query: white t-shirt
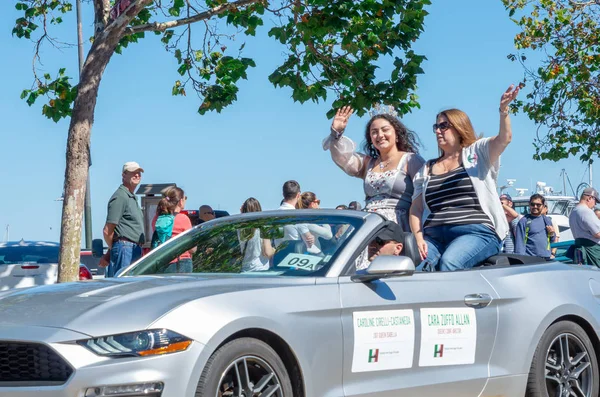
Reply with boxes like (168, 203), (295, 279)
(238, 230), (269, 272)
(306, 224), (332, 251)
(278, 202), (309, 239)
(569, 204), (600, 244)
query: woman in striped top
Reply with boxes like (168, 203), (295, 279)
(409, 85), (520, 271)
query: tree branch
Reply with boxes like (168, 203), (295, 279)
(93, 0), (111, 34)
(125, 0), (262, 35)
(568, 0), (596, 7)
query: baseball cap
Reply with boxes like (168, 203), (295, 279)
(122, 161), (144, 173)
(377, 222), (404, 243)
(583, 187), (600, 203)
(499, 193), (513, 202)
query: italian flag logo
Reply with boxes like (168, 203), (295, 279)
(434, 344), (444, 358)
(368, 348), (379, 363)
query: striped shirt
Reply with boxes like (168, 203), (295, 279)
(502, 217), (521, 253)
(424, 164), (494, 229)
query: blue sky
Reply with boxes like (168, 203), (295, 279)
(0, 0), (594, 243)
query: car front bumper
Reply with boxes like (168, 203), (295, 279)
(0, 326), (205, 397)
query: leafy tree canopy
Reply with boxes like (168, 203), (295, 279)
(14, 0), (431, 120)
(503, 0), (600, 162)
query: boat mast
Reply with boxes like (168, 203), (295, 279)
(590, 162), (593, 188)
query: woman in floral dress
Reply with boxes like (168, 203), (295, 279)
(323, 106), (425, 232)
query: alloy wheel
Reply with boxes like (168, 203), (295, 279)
(545, 332), (594, 397)
(216, 355), (283, 397)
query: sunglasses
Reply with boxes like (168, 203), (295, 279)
(203, 211), (215, 215)
(313, 199), (321, 205)
(585, 194), (599, 204)
(432, 121), (453, 133)
(529, 202), (543, 207)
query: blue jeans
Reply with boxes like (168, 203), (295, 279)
(107, 240), (142, 277)
(164, 258), (193, 273)
(418, 224), (501, 272)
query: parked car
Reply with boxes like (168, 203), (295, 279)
(0, 240), (93, 290)
(0, 211), (599, 396)
(80, 248), (105, 278)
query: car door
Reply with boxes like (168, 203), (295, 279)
(339, 269), (499, 397)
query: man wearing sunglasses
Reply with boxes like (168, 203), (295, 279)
(514, 194), (556, 259)
(199, 205), (216, 224)
(569, 187), (600, 266)
(361, 223), (405, 267)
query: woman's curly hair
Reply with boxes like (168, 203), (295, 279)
(362, 114), (420, 159)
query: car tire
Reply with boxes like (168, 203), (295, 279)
(195, 337), (294, 397)
(526, 320), (599, 397)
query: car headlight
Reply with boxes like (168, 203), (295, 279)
(78, 329), (192, 357)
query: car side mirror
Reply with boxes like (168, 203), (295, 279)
(351, 255), (415, 283)
(92, 239), (104, 258)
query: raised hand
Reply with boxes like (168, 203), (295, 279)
(500, 84), (520, 112)
(332, 106), (354, 132)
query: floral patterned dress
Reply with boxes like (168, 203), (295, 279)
(363, 153), (421, 232)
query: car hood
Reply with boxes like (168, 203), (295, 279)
(0, 276), (312, 337)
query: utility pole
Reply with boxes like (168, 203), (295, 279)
(76, 0), (93, 249)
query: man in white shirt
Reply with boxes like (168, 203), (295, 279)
(278, 180), (315, 247)
(569, 187), (600, 266)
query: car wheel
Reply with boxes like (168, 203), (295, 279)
(526, 321), (599, 397)
(195, 337), (294, 397)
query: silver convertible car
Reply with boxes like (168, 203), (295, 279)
(0, 210), (599, 397)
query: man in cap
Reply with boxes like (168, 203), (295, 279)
(569, 187), (600, 266)
(99, 162), (145, 277)
(367, 222), (405, 262)
(355, 222), (406, 271)
(198, 205), (216, 224)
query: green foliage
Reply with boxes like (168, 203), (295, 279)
(115, 7), (153, 54)
(15, 0), (431, 120)
(503, 0), (600, 162)
(12, 0), (72, 38)
(20, 68), (76, 122)
(268, 0), (430, 118)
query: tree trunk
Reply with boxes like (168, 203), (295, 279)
(57, 36), (121, 283)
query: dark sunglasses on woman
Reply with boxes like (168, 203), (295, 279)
(432, 121), (452, 133)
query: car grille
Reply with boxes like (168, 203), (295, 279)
(0, 342), (73, 386)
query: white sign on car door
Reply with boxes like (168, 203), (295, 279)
(418, 307), (477, 367)
(351, 309), (415, 372)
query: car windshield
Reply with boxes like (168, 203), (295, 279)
(0, 244), (59, 264)
(123, 214), (361, 277)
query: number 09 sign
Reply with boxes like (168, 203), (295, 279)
(279, 253), (322, 271)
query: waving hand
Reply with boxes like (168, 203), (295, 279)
(332, 106), (354, 132)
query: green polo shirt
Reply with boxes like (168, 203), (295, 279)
(106, 185), (145, 244)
